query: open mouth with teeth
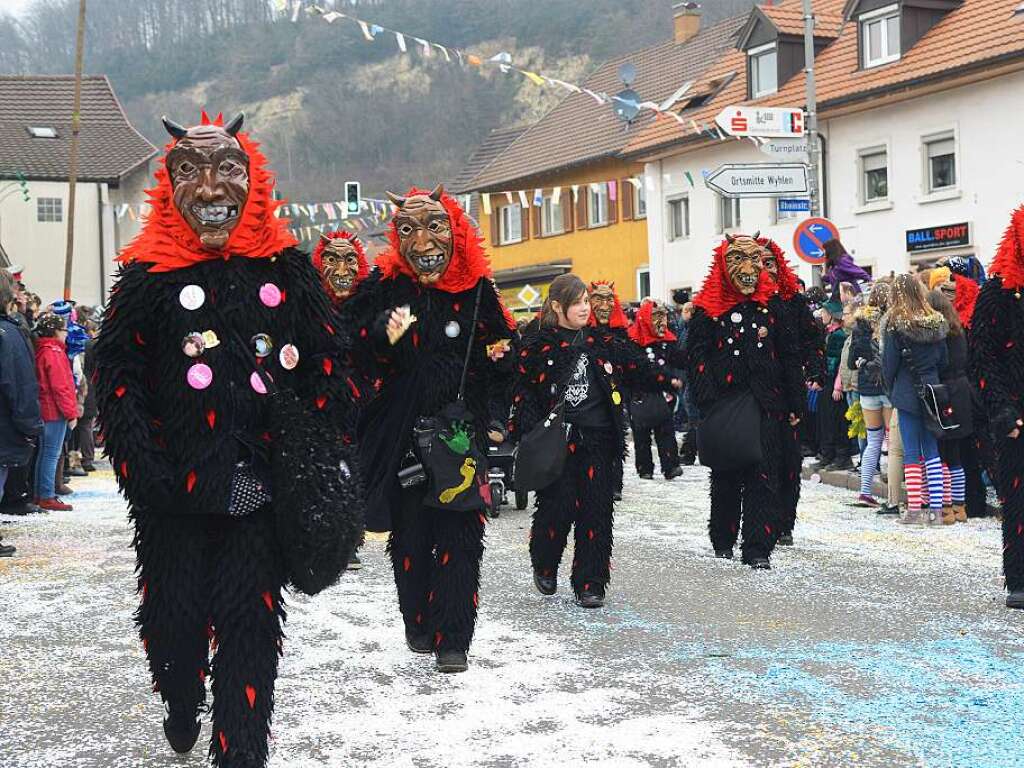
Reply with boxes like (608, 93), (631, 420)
(412, 252), (447, 272)
(736, 272), (759, 292)
(330, 275), (354, 289)
(191, 204), (239, 225)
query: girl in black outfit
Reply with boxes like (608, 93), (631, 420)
(509, 275), (675, 608)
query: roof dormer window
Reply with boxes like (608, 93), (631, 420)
(860, 4), (901, 68)
(27, 126), (58, 139)
(748, 42), (778, 98)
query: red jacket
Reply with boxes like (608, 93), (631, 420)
(35, 337), (77, 422)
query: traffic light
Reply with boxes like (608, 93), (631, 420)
(15, 172), (29, 202)
(345, 181), (360, 215)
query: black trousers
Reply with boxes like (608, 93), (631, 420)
(387, 486), (485, 653)
(531, 427), (618, 598)
(963, 435), (989, 518)
(709, 463), (780, 563)
(632, 416), (679, 477)
(997, 438), (1024, 592)
(817, 390), (850, 461)
(133, 508), (284, 768)
(778, 421), (803, 537)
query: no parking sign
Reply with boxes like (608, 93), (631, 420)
(792, 217), (840, 265)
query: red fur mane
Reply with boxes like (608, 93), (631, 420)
(953, 273), (979, 329)
(628, 298), (676, 346)
(587, 280), (629, 329)
(692, 236), (776, 320)
(761, 238), (801, 300)
(989, 205), (1024, 291)
(311, 230), (370, 305)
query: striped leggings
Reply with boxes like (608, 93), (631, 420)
(898, 410), (943, 513)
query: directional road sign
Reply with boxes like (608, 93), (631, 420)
(793, 217), (840, 266)
(778, 198), (811, 213)
(517, 284), (541, 307)
(715, 106), (805, 138)
(758, 137), (811, 163)
(703, 163), (809, 199)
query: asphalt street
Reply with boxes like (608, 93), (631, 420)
(1, 460), (1021, 768)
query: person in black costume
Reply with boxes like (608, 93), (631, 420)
(760, 239), (825, 544)
(972, 205), (1024, 608)
(341, 185), (514, 672)
(94, 113), (362, 768)
(685, 235), (804, 569)
(627, 298), (684, 481)
(587, 280), (630, 499)
(510, 274), (677, 607)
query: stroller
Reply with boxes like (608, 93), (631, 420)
(485, 437), (529, 517)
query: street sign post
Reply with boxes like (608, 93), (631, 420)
(758, 138), (811, 163)
(703, 163), (809, 199)
(715, 106), (805, 138)
(778, 199), (811, 213)
(793, 216), (840, 265)
(517, 284), (540, 307)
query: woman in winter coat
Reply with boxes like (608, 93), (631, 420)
(850, 282), (892, 508)
(927, 288), (974, 524)
(33, 312), (78, 511)
(882, 274), (949, 526)
(510, 274), (675, 607)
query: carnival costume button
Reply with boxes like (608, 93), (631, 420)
(445, 320), (461, 338)
(180, 285), (205, 310)
(730, 312), (743, 323)
(612, 391), (622, 405)
(604, 362), (614, 374)
(279, 344), (299, 370)
(202, 330), (221, 348)
(182, 332), (205, 358)
(250, 371), (269, 395)
(252, 333), (273, 358)
(259, 283), (282, 307)
(187, 363), (213, 390)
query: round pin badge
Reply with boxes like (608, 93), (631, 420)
(182, 332), (205, 358)
(202, 330), (221, 349)
(259, 283), (282, 308)
(612, 391), (622, 405)
(279, 344), (300, 370)
(604, 362), (614, 374)
(187, 362), (213, 390)
(250, 371), (269, 395)
(180, 284), (205, 311)
(252, 333), (273, 358)
(730, 311), (743, 324)
(444, 320), (461, 338)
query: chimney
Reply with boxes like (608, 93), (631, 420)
(673, 2), (701, 45)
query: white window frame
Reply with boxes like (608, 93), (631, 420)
(860, 4), (900, 69)
(540, 195), (565, 237)
(37, 197), (63, 223)
(637, 267), (651, 301)
(633, 181), (647, 219)
(498, 204), (522, 245)
(748, 42), (778, 98)
(588, 183), (609, 228)
(859, 146), (890, 204)
(666, 195), (690, 241)
(923, 130), (957, 194)
(718, 196), (741, 233)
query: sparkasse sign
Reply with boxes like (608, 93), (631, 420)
(715, 106), (805, 138)
(704, 163), (809, 198)
(905, 222), (971, 253)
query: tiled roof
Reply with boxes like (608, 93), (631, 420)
(759, 3), (843, 38)
(448, 126), (527, 194)
(0, 75), (157, 183)
(626, 0), (1024, 157)
(465, 14), (748, 192)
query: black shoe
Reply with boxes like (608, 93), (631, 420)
(405, 631), (433, 654)
(533, 569), (557, 596)
(56, 484), (74, 496)
(664, 466), (684, 480)
(829, 456), (854, 471)
(777, 534), (794, 546)
(680, 453), (696, 466)
(613, 491), (622, 502)
(0, 543), (15, 557)
(714, 549), (733, 560)
(81, 463), (97, 472)
(347, 553), (363, 571)
(162, 705), (201, 754)
(877, 504), (901, 516)
(576, 588), (605, 609)
(745, 557), (771, 570)
(436, 650), (468, 673)
(639, 473), (654, 480)
(1, 500), (42, 515)
(1006, 591), (1024, 610)
(67, 467), (88, 477)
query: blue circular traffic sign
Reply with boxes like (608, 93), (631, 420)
(793, 217), (839, 265)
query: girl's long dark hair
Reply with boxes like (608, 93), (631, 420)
(927, 289), (963, 338)
(823, 238), (847, 267)
(540, 274), (587, 328)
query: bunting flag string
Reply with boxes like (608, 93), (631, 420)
(299, 3), (766, 145)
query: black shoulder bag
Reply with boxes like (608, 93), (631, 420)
(896, 332), (959, 439)
(512, 332), (584, 492)
(415, 282), (491, 512)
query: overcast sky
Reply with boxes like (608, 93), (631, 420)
(0, 0), (33, 17)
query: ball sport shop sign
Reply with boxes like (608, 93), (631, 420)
(905, 222), (971, 253)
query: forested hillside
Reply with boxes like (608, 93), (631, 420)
(0, 0), (755, 199)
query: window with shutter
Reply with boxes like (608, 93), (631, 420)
(576, 189), (588, 229)
(520, 202), (531, 240)
(621, 179), (633, 221)
(562, 193), (575, 233)
(490, 208), (500, 247)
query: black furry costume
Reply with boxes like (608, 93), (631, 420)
(629, 337), (683, 479)
(94, 116), (362, 768)
(341, 191), (513, 659)
(509, 325), (667, 600)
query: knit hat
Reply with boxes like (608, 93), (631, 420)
(822, 300), (843, 317)
(928, 267), (952, 291)
(35, 312), (66, 337)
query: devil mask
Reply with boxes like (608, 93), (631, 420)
(724, 233), (767, 296)
(590, 282), (616, 325)
(385, 184), (452, 285)
(650, 302), (669, 336)
(162, 113), (248, 251)
(311, 230), (369, 304)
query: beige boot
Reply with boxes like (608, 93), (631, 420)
(953, 504), (967, 522)
(941, 506), (956, 526)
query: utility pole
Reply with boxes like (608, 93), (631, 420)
(802, 0), (821, 219)
(63, 0), (87, 302)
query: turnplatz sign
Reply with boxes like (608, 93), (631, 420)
(703, 163), (810, 199)
(715, 106), (805, 138)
